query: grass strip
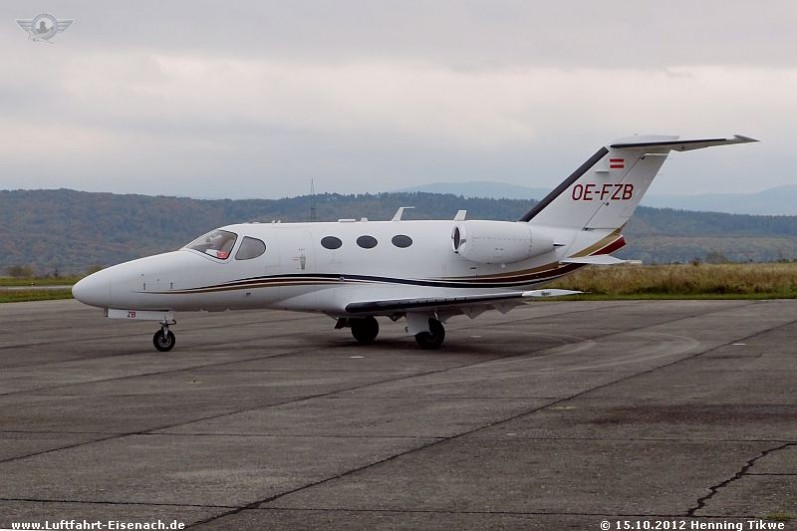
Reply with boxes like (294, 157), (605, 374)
(0, 289), (74, 303)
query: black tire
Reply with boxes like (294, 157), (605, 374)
(350, 316), (379, 343)
(414, 318), (445, 349)
(153, 329), (176, 352)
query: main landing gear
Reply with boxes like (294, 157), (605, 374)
(414, 318), (445, 350)
(336, 315), (446, 349)
(153, 320), (176, 352)
(343, 316), (380, 344)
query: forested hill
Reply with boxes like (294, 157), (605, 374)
(2, 188), (796, 275)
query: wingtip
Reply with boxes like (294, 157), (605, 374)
(733, 134), (759, 143)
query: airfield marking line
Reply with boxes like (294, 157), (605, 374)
(187, 313), (797, 527)
(686, 441), (797, 517)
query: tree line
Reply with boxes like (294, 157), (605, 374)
(2, 188), (796, 276)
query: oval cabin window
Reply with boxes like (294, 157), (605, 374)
(391, 235), (413, 248)
(321, 236), (343, 250)
(356, 235), (378, 249)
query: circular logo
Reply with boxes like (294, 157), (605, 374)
(30, 13), (58, 40)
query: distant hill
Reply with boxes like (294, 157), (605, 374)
(641, 185), (797, 216)
(396, 181), (550, 200)
(1, 188), (796, 275)
(398, 181), (797, 216)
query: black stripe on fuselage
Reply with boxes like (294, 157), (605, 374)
(518, 147), (609, 222)
(146, 266), (585, 295)
(146, 231), (626, 295)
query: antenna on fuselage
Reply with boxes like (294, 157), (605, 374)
(391, 206), (414, 221)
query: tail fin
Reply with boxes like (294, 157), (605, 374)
(521, 135), (757, 230)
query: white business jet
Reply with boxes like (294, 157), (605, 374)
(73, 135), (756, 351)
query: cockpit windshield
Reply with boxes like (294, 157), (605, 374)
(185, 229), (238, 260)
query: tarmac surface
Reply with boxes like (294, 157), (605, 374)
(0, 299), (795, 530)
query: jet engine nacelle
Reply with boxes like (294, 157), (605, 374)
(452, 220), (556, 264)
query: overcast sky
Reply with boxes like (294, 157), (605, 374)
(0, 1), (793, 199)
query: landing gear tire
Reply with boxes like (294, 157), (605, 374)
(153, 329), (176, 352)
(414, 318), (445, 350)
(350, 316), (379, 344)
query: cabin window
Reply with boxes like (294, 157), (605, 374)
(356, 235), (378, 249)
(235, 237), (266, 260)
(321, 236), (343, 250)
(391, 234), (413, 248)
(186, 229), (237, 260)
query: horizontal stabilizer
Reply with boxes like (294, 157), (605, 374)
(561, 255), (628, 265)
(610, 135), (758, 152)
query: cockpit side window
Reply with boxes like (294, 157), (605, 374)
(186, 229), (238, 260)
(235, 236), (267, 260)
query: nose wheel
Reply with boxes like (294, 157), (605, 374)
(153, 322), (176, 352)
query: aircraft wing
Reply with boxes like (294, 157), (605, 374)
(345, 289), (582, 314)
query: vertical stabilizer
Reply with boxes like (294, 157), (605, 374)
(520, 135), (757, 231)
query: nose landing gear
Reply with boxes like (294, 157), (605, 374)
(153, 320), (176, 352)
(105, 309), (177, 352)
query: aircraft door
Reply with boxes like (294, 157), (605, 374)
(259, 235), (280, 275)
(277, 229), (315, 273)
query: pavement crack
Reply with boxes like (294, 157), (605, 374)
(686, 441), (797, 516)
(186, 304), (795, 529)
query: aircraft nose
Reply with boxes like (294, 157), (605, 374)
(72, 273), (111, 308)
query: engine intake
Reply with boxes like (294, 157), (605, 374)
(452, 220), (555, 264)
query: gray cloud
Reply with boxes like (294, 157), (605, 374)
(0, 1), (791, 199)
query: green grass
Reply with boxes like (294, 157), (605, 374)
(0, 276), (78, 303)
(0, 276), (81, 287)
(0, 289), (74, 303)
(547, 263), (797, 298)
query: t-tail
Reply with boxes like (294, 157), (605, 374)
(520, 135), (758, 261)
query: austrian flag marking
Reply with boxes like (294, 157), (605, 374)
(609, 158), (625, 169)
